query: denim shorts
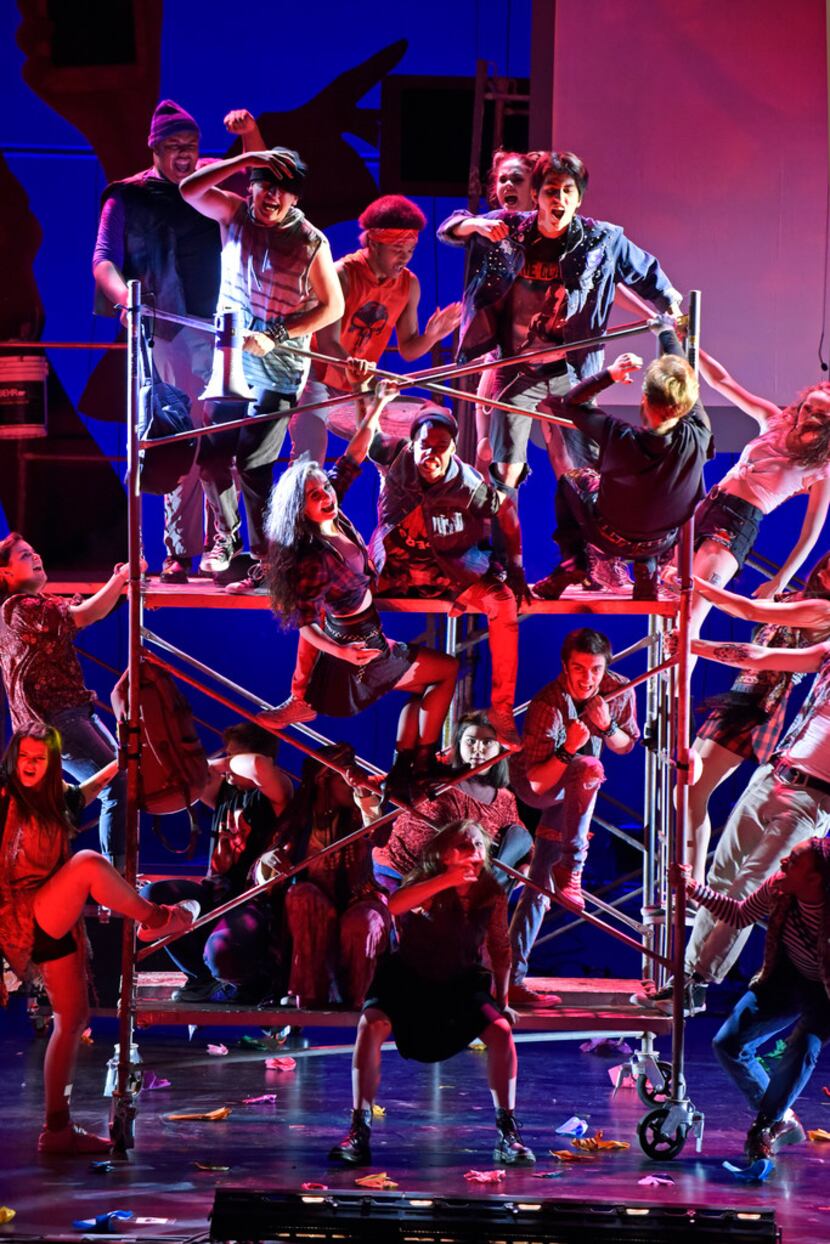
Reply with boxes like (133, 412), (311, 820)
(694, 489), (763, 568)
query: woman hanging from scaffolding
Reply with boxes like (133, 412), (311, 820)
(261, 366), (459, 802)
(328, 818), (536, 1168)
(689, 347), (830, 636)
(0, 724), (198, 1155)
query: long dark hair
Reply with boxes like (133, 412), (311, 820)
(798, 550), (830, 601)
(781, 382), (830, 468)
(264, 457), (329, 628)
(403, 818), (492, 888)
(451, 710), (509, 788)
(1, 723), (74, 833)
(277, 743), (359, 862)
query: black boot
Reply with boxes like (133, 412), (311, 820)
(745, 1115), (775, 1162)
(493, 1107), (536, 1165)
(532, 563), (590, 601)
(328, 1108), (372, 1164)
(409, 743), (447, 801)
(632, 558), (660, 601)
(383, 748), (416, 804)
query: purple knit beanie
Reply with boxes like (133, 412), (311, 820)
(148, 99), (201, 148)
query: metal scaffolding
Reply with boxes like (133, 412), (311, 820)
(107, 282), (700, 1160)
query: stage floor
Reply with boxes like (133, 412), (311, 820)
(1, 1004), (829, 1242)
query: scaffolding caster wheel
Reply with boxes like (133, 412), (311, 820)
(636, 1060), (686, 1108)
(638, 1100), (704, 1161)
(109, 1091), (136, 1155)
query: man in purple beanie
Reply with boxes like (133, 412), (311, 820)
(93, 100), (247, 583)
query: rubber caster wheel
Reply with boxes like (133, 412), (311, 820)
(638, 1107), (688, 1160)
(636, 1061), (686, 1107)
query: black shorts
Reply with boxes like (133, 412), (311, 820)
(694, 489), (763, 568)
(31, 918), (77, 964)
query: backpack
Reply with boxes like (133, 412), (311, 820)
(111, 660), (209, 856)
(137, 336), (196, 495)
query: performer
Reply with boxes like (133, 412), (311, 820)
(685, 838), (830, 1162)
(691, 346), (830, 635)
(289, 193), (461, 464)
(508, 629), (639, 1005)
(262, 382), (458, 801)
(372, 709), (534, 897)
(0, 725), (197, 1154)
(281, 744), (390, 1009)
(179, 143), (344, 593)
(0, 533), (134, 866)
(328, 819), (535, 1167)
(637, 624), (830, 1016)
(532, 326), (712, 601)
(140, 722), (293, 1004)
(438, 150), (682, 501)
(687, 557), (830, 884)
(92, 99), (222, 584)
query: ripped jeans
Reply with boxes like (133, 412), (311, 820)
(509, 755), (604, 982)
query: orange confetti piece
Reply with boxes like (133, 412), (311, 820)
(0, 1208), (16, 1225)
(571, 1129), (630, 1153)
(808, 1128), (830, 1143)
(371, 1104), (386, 1118)
(355, 1172), (398, 1189)
(80, 1027), (94, 1045)
(165, 1106), (232, 1122)
(548, 1149), (586, 1161)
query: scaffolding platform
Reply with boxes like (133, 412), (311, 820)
(47, 578), (679, 616)
(129, 970), (671, 1037)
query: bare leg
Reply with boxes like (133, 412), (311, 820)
(481, 1017), (518, 1110)
(690, 540), (740, 639)
(40, 945), (89, 1125)
(687, 738), (744, 884)
(351, 1008), (392, 1110)
(33, 850), (156, 940)
(493, 461), (525, 491)
(394, 650), (459, 745)
(541, 421), (574, 479)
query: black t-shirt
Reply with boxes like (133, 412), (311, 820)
(207, 783), (279, 895)
(499, 230), (567, 362)
(558, 331), (713, 539)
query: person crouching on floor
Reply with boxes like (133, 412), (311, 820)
(328, 818), (535, 1168)
(0, 724), (197, 1155)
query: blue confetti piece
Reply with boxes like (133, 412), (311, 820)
(722, 1158), (775, 1183)
(72, 1209), (133, 1232)
(555, 1115), (589, 1137)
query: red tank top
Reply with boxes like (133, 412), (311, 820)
(321, 249), (413, 390)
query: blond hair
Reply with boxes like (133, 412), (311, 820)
(642, 355), (699, 432)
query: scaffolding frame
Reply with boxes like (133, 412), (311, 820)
(107, 282), (699, 1160)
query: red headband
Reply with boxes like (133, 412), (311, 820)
(367, 228), (419, 244)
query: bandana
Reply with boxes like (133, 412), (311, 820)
(367, 228), (420, 245)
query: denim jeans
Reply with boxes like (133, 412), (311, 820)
(197, 389), (293, 558)
(712, 960), (830, 1122)
(140, 877), (275, 989)
(52, 705), (124, 866)
(686, 763), (830, 983)
(153, 328), (214, 560)
(509, 756), (603, 982)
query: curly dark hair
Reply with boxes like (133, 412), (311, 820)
(1, 723), (75, 834)
(781, 382), (830, 469)
(403, 818), (493, 887)
(264, 457), (327, 628)
(358, 194), (426, 234)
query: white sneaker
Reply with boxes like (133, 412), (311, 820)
(137, 899), (200, 943)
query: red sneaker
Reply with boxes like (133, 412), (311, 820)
(38, 1123), (112, 1155)
(552, 864), (585, 912)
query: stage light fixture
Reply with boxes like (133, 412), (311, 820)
(209, 1187), (780, 1243)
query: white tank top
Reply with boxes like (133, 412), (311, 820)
(717, 412), (830, 513)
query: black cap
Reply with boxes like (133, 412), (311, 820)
(409, 408), (458, 441)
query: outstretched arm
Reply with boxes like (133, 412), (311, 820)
(697, 348), (780, 431)
(756, 479), (830, 598)
(395, 277), (462, 361)
(694, 575), (830, 631)
(179, 150), (295, 224)
(691, 637), (830, 674)
(223, 107), (266, 152)
(228, 753), (293, 815)
(345, 378), (398, 465)
(69, 562), (139, 629)
(76, 760), (119, 807)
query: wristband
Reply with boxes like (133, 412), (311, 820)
(594, 721), (616, 738)
(555, 745), (576, 765)
(267, 316), (289, 345)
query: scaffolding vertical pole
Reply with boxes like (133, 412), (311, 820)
(110, 278), (142, 1153)
(669, 289), (700, 1099)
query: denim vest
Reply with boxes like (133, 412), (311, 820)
(370, 442), (493, 587)
(95, 171), (221, 340)
(438, 209), (681, 382)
